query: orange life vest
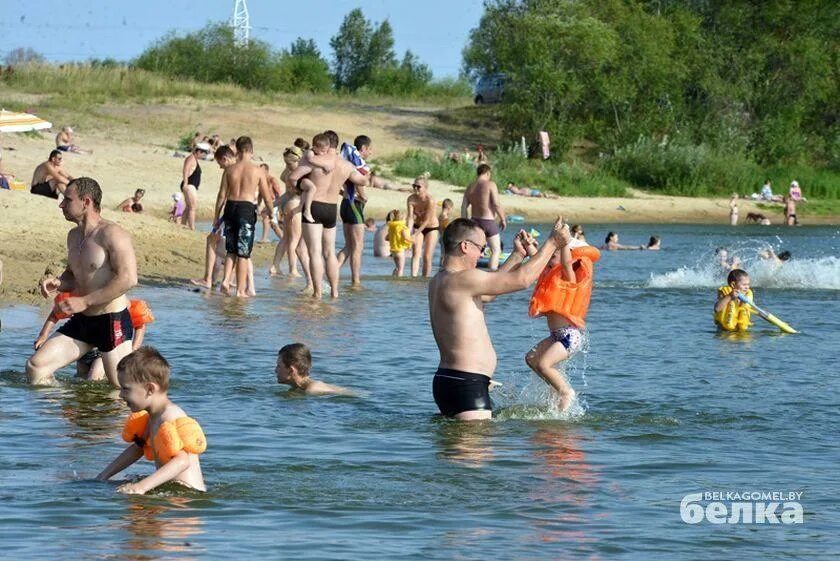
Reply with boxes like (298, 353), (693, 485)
(528, 245), (600, 327)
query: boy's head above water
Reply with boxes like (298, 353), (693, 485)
(727, 269), (750, 291)
(117, 346), (170, 411)
(276, 343), (312, 386)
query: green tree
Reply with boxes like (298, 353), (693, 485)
(330, 8), (372, 91)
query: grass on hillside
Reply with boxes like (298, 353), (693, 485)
(389, 149), (631, 197)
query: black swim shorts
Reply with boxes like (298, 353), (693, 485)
(31, 181), (58, 199)
(57, 308), (134, 353)
(473, 217), (499, 238)
(432, 368), (493, 417)
(302, 201), (338, 229)
(340, 198), (366, 225)
(223, 200), (258, 258)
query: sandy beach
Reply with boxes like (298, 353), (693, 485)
(0, 100), (830, 305)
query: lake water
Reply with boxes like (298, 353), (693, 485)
(1, 223), (838, 560)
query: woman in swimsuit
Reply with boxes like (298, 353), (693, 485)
(180, 143), (209, 230)
(406, 175), (440, 277)
(729, 193), (739, 226)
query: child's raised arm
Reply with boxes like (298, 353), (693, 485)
(34, 316), (57, 349)
(116, 450), (193, 495)
(96, 444), (144, 482)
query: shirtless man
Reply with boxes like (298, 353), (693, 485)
(336, 135), (372, 286)
(55, 126), (91, 154)
(429, 217), (569, 420)
(213, 136), (274, 298)
(117, 189), (145, 213)
(30, 150), (74, 199)
(26, 177), (138, 386)
(406, 176), (440, 277)
(462, 164), (506, 270)
(289, 133), (367, 299)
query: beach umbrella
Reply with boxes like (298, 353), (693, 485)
(0, 109), (52, 133)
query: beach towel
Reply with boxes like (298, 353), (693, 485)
(340, 142), (369, 204)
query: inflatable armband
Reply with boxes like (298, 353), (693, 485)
(529, 245), (600, 327)
(122, 410), (154, 460)
(155, 417), (207, 464)
(128, 299), (155, 329)
(714, 286), (753, 331)
(51, 291), (73, 321)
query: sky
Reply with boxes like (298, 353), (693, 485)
(0, 0), (485, 78)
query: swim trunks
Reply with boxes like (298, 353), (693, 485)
(30, 181), (58, 199)
(57, 308), (134, 352)
(432, 368), (493, 417)
(550, 326), (583, 355)
(473, 217), (499, 238)
(340, 198), (366, 225)
(56, 145), (71, 152)
(78, 348), (102, 367)
(421, 226), (440, 237)
(223, 200), (258, 258)
(302, 201), (337, 229)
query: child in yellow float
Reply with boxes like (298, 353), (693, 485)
(385, 209), (413, 277)
(526, 226), (600, 412)
(97, 347), (206, 494)
(714, 269), (753, 331)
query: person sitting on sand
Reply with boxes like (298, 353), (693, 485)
(645, 236), (661, 250)
(169, 193), (184, 223)
(118, 189), (145, 213)
(55, 126), (91, 155)
(0, 145), (16, 186)
(275, 343), (354, 396)
(30, 150), (74, 199)
(759, 179), (783, 203)
(602, 232), (643, 250)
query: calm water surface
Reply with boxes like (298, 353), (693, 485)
(1, 223), (838, 560)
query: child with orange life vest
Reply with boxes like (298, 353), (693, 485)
(96, 346), (206, 494)
(385, 209), (413, 277)
(526, 232), (600, 411)
(34, 293), (154, 381)
(714, 269), (753, 332)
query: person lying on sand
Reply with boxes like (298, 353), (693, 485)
(505, 182), (559, 199)
(55, 126), (92, 155)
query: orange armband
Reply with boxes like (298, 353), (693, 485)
(154, 417), (207, 464)
(51, 291), (73, 321)
(128, 299), (155, 329)
(122, 411), (154, 460)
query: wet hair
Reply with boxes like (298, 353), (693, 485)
(777, 250), (791, 261)
(476, 163), (491, 176)
(354, 135), (371, 150)
(68, 177), (102, 211)
(605, 231), (617, 244)
(648, 235), (660, 247)
(312, 133), (330, 149)
(278, 343), (311, 377)
(323, 130), (339, 148)
(294, 137), (310, 151)
(442, 198), (454, 209)
(49, 149), (63, 160)
(235, 136), (253, 154)
(214, 145), (234, 161)
(442, 218), (481, 255)
(727, 268), (749, 285)
(118, 346), (170, 391)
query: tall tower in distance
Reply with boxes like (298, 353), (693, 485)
(231, 0), (251, 47)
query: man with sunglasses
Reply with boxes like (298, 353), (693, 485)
(429, 216), (570, 420)
(30, 150), (74, 199)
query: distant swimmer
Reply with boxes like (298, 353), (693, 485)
(570, 224), (587, 244)
(407, 175), (440, 277)
(214, 136), (273, 298)
(715, 247), (741, 271)
(527, 233), (599, 411)
(602, 231), (643, 250)
(462, 164), (506, 270)
(26, 177), (138, 386)
(117, 188), (145, 213)
(759, 247), (791, 265)
(30, 150), (74, 199)
(96, 347), (207, 494)
(180, 142), (211, 230)
(275, 343), (354, 396)
(55, 126), (91, 155)
(290, 132), (367, 299)
(428, 217), (569, 420)
(645, 235), (661, 250)
(714, 269), (753, 332)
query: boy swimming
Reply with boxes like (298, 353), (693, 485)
(275, 343), (354, 396)
(714, 269), (753, 332)
(96, 347), (206, 494)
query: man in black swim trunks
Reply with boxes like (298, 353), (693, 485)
(30, 150), (74, 199)
(428, 216), (569, 420)
(215, 136), (274, 298)
(289, 132), (368, 299)
(26, 177), (138, 386)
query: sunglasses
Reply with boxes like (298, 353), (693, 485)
(411, 183), (422, 189)
(464, 239), (487, 254)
